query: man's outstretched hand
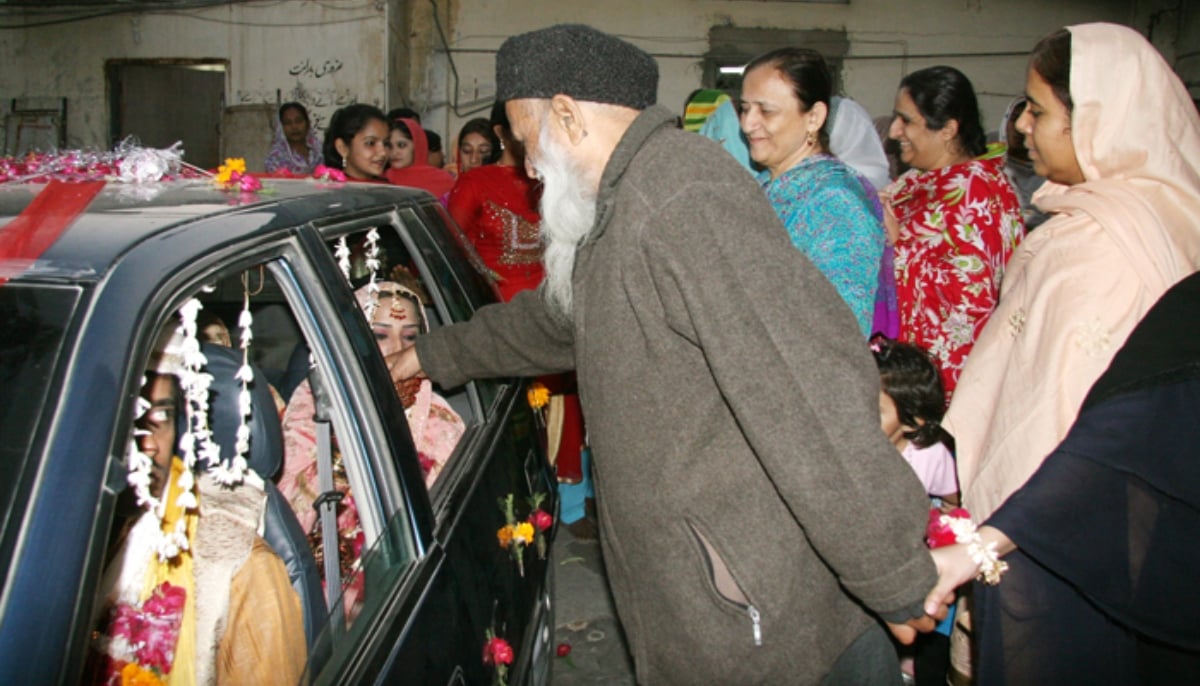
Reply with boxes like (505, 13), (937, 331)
(386, 345), (423, 385)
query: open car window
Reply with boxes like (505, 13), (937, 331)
(316, 220), (484, 490)
(88, 245), (423, 683)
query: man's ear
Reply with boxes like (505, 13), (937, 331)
(548, 94), (589, 145)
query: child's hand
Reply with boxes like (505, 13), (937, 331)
(937, 494), (961, 513)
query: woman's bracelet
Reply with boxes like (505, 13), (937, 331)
(945, 516), (1009, 585)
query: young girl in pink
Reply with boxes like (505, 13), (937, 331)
(872, 335), (958, 503)
(871, 334), (958, 686)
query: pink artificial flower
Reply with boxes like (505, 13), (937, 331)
(529, 509), (553, 532)
(237, 173), (263, 192)
(313, 164), (347, 182)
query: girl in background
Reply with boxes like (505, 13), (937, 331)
(873, 335), (958, 507)
(448, 100), (544, 301)
(385, 117), (456, 200)
(873, 334), (958, 686)
(322, 104), (389, 182)
(446, 117), (500, 177)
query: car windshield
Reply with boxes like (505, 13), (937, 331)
(0, 283), (81, 539)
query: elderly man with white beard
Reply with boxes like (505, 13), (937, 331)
(389, 24), (948, 685)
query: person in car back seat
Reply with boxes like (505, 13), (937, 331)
(88, 328), (306, 685)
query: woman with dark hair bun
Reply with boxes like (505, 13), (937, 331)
(322, 103), (389, 181)
(739, 46), (890, 336)
(884, 66), (1025, 400)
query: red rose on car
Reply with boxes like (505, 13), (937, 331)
(483, 636), (514, 666)
(529, 509), (553, 532)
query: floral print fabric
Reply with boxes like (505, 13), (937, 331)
(890, 147), (1024, 397)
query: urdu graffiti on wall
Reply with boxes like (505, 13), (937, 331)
(236, 57), (371, 133)
(288, 58), (344, 79)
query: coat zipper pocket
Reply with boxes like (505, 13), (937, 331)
(686, 520), (763, 647)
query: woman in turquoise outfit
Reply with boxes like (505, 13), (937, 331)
(740, 47), (888, 336)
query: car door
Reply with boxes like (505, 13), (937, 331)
(300, 201), (556, 685)
(13, 189), (554, 685)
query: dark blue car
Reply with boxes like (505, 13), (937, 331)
(0, 179), (556, 684)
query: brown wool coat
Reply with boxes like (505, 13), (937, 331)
(417, 106), (936, 685)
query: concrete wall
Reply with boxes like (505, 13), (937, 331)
(0, 0), (391, 162)
(412, 0), (1175, 151)
(0, 0), (1194, 166)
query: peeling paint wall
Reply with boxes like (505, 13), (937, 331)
(0, 0), (389, 159)
(1, 0), (1194, 167)
(407, 0), (1189, 153)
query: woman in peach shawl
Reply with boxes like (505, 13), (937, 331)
(940, 23), (1200, 684)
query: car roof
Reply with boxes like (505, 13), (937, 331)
(0, 179), (437, 284)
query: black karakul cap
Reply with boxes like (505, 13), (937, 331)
(495, 24), (658, 110)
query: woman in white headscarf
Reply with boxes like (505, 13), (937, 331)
(940, 23), (1200, 685)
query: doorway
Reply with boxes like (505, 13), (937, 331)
(107, 60), (227, 170)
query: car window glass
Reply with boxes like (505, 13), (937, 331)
(0, 284), (79, 549)
(407, 204), (505, 413)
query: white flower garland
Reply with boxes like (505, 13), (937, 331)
(126, 388), (160, 513)
(208, 290), (253, 485)
(363, 228), (382, 320)
(335, 235), (352, 282)
(123, 284), (262, 565)
(943, 515), (1009, 585)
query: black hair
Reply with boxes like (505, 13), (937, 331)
(425, 130), (442, 153)
(389, 118), (412, 140)
(1005, 98), (1031, 161)
(899, 66), (987, 158)
(278, 101), (309, 124)
(456, 117), (501, 165)
(871, 336), (948, 448)
(323, 103), (388, 169)
(1030, 28), (1073, 113)
(743, 47), (833, 151)
(489, 100), (510, 132)
(386, 106), (421, 124)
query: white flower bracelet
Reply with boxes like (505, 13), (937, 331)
(945, 516), (1009, 585)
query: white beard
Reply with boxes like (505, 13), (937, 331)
(534, 125), (597, 320)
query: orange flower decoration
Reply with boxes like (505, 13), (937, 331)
(121, 662), (165, 686)
(496, 524), (514, 548)
(526, 382), (550, 410)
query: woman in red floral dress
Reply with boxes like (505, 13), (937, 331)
(884, 66), (1024, 399)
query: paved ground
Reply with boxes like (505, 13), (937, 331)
(549, 524), (636, 685)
